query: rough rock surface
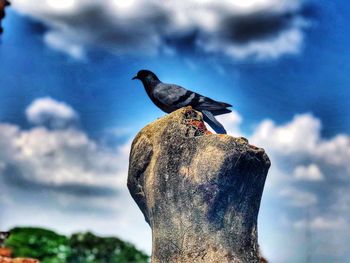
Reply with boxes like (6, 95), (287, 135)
(128, 107), (270, 263)
(0, 256), (39, 263)
(0, 248), (39, 263)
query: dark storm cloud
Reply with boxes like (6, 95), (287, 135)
(222, 12), (294, 43)
(162, 29), (201, 55)
(219, 4), (317, 43)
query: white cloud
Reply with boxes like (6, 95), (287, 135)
(199, 22), (305, 61)
(0, 124), (128, 192)
(26, 97), (78, 128)
(1, 97), (130, 192)
(294, 216), (347, 230)
(251, 113), (350, 170)
(251, 113), (321, 155)
(11, 0), (313, 60)
(46, 0), (77, 11)
(293, 163), (324, 181)
(44, 31), (85, 59)
(216, 109), (242, 136)
(279, 187), (317, 207)
(219, 112), (350, 188)
(315, 134), (350, 167)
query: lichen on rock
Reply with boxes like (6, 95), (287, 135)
(128, 107), (270, 263)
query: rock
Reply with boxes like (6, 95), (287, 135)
(259, 256), (268, 263)
(0, 256), (39, 263)
(0, 247), (39, 263)
(0, 248), (11, 258)
(128, 107), (270, 263)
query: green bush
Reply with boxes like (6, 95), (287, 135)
(5, 227), (149, 263)
(5, 227), (70, 263)
(68, 232), (149, 263)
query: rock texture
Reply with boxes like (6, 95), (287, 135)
(0, 248), (39, 263)
(0, 256), (39, 263)
(128, 107), (270, 263)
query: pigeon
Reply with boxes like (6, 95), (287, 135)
(132, 69), (232, 134)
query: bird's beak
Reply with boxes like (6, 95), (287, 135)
(132, 75), (138, 80)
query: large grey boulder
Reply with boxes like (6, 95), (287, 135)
(128, 107), (270, 263)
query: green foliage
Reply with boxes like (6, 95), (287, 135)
(5, 227), (149, 263)
(5, 227), (70, 263)
(68, 232), (149, 263)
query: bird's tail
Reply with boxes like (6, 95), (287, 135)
(202, 110), (227, 134)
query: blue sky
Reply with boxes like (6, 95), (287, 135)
(0, 1), (349, 262)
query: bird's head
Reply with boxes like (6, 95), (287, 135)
(132, 70), (159, 83)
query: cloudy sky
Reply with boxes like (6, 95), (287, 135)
(0, 0), (349, 262)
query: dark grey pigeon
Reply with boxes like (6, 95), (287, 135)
(132, 70), (232, 134)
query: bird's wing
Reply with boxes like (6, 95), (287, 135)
(202, 110), (227, 134)
(153, 83), (197, 108)
(196, 95), (232, 112)
(153, 83), (232, 115)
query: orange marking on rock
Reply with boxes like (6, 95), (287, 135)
(0, 248), (11, 258)
(186, 120), (211, 135)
